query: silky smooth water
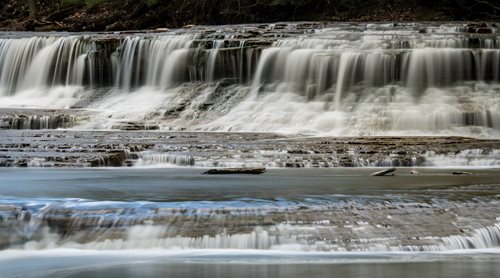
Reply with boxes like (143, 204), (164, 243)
(1, 168), (499, 201)
(1, 23), (500, 136)
(2, 249), (500, 278)
(1, 22), (500, 277)
(0, 168), (499, 277)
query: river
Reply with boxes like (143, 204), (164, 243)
(0, 22), (499, 277)
(0, 168), (500, 277)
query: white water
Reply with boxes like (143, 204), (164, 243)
(14, 222), (500, 252)
(0, 24), (500, 136)
(2, 190), (500, 253)
(423, 149), (500, 167)
(135, 152), (195, 167)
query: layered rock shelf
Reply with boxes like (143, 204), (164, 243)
(0, 129), (499, 168)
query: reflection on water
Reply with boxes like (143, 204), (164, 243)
(1, 168), (500, 201)
(1, 250), (500, 278)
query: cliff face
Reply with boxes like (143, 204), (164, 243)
(0, 0), (499, 32)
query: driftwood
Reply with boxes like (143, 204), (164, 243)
(452, 171), (473, 175)
(203, 168), (266, 175)
(370, 168), (396, 176)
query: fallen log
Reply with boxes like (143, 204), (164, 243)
(203, 168), (266, 175)
(452, 171), (473, 175)
(370, 168), (396, 176)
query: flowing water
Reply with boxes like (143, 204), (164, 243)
(1, 22), (500, 277)
(0, 168), (500, 277)
(0, 23), (499, 136)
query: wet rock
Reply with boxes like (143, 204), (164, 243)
(285, 162), (304, 168)
(410, 170), (421, 175)
(477, 28), (493, 34)
(111, 121), (160, 131)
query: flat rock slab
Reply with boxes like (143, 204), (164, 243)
(0, 130), (499, 168)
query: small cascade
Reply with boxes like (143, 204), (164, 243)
(0, 114), (83, 129)
(135, 152), (195, 167)
(1, 191), (499, 251)
(423, 149), (500, 167)
(26, 158), (55, 167)
(445, 223), (500, 250)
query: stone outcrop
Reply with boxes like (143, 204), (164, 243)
(0, 129), (498, 168)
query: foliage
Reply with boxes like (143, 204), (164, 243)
(145, 0), (159, 5)
(3, 0), (499, 32)
(84, 0), (107, 9)
(60, 0), (83, 7)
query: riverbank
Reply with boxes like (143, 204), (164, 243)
(1, 0), (499, 32)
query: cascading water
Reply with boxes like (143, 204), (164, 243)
(135, 152), (195, 167)
(2, 183), (500, 252)
(0, 23), (498, 136)
(2, 23), (500, 278)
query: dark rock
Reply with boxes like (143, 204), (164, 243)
(477, 28), (493, 34)
(107, 151), (127, 167)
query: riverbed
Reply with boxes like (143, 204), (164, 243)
(0, 168), (499, 277)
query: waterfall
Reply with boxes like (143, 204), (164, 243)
(0, 23), (499, 136)
(115, 35), (194, 90)
(0, 36), (94, 95)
